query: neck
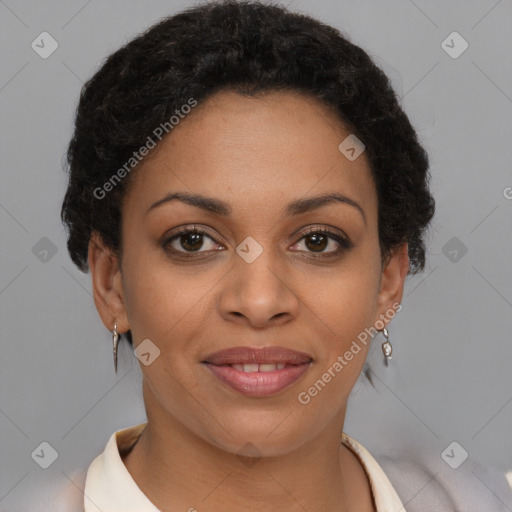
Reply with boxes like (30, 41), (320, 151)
(122, 380), (375, 512)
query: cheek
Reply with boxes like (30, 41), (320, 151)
(311, 278), (376, 365)
(300, 249), (381, 383)
(120, 250), (218, 350)
(302, 246), (381, 329)
(295, 289), (376, 415)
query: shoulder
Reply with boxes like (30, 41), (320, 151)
(20, 424), (147, 512)
(342, 433), (406, 510)
(377, 452), (512, 511)
(54, 467), (89, 512)
(15, 465), (88, 512)
(343, 433), (512, 511)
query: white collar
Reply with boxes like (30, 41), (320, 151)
(84, 423), (405, 511)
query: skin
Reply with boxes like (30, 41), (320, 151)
(88, 90), (409, 512)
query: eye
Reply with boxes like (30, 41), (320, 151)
(162, 226), (222, 255)
(161, 225), (352, 259)
(291, 227), (352, 256)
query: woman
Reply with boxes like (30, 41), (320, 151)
(59, 1), (469, 510)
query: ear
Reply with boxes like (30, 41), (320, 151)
(374, 243), (409, 325)
(88, 231), (129, 334)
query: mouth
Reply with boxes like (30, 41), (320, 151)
(201, 346), (313, 397)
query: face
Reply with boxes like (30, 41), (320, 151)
(90, 90), (407, 456)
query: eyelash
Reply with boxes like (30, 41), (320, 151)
(161, 225), (353, 260)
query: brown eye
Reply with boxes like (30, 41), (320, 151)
(162, 227), (220, 254)
(304, 232), (329, 252)
(292, 228), (352, 256)
(178, 232), (206, 252)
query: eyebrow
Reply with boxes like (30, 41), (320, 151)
(146, 191), (366, 224)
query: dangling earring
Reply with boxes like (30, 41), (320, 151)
(381, 327), (392, 367)
(112, 322), (119, 373)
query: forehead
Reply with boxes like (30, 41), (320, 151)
(124, 90), (376, 220)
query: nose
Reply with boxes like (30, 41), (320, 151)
(218, 246), (300, 329)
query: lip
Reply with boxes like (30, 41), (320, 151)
(202, 346), (313, 365)
(202, 346), (313, 397)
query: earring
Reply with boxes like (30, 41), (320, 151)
(381, 327), (392, 367)
(112, 322), (119, 373)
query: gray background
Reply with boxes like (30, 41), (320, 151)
(1, 0), (511, 509)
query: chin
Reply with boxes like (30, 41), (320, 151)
(195, 408), (319, 458)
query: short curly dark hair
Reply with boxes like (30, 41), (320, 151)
(61, 0), (435, 347)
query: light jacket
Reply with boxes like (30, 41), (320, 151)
(26, 422), (512, 511)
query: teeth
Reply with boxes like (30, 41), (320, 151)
(230, 363), (288, 372)
(259, 363), (277, 372)
(243, 363), (259, 372)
